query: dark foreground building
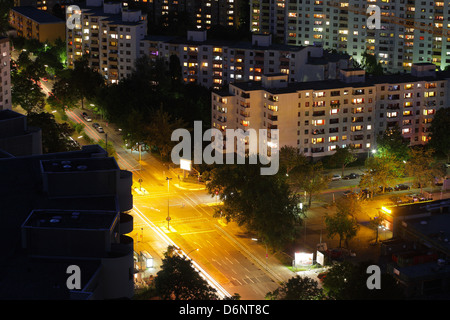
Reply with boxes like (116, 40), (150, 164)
(0, 141), (134, 299)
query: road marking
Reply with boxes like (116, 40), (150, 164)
(132, 205), (231, 298)
(180, 229), (215, 236)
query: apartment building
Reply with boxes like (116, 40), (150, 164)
(140, 30), (351, 89)
(0, 37), (11, 112)
(132, 0), (244, 30)
(211, 63), (450, 158)
(0, 143), (135, 299)
(66, 0), (147, 83)
(250, 0), (450, 73)
(13, 0), (74, 11)
(10, 6), (66, 43)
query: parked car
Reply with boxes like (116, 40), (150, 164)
(331, 174), (342, 181)
(82, 112), (92, 122)
(96, 126), (104, 133)
(446, 163), (450, 168)
(343, 173), (359, 180)
(379, 186), (393, 192)
(394, 184), (410, 191)
(92, 122), (100, 128)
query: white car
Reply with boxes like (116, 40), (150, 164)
(331, 174), (342, 181)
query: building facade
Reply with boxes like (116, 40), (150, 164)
(140, 30), (351, 89)
(132, 0), (245, 30)
(0, 143), (134, 299)
(0, 37), (11, 112)
(10, 6), (66, 43)
(250, 0), (450, 73)
(211, 63), (450, 158)
(66, 0), (148, 83)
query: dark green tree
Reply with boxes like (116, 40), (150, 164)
(279, 146), (307, 176)
(26, 112), (79, 153)
(154, 246), (219, 300)
(328, 145), (357, 177)
(266, 276), (326, 300)
(11, 71), (46, 113)
(71, 56), (104, 109)
(289, 161), (331, 207)
(361, 51), (384, 75)
(428, 107), (450, 161)
(207, 162), (304, 251)
(322, 260), (405, 300)
(376, 125), (409, 161)
(324, 195), (360, 248)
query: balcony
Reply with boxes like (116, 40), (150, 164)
(312, 129), (325, 135)
(351, 117), (364, 123)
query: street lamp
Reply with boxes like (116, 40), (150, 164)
(166, 177), (172, 231)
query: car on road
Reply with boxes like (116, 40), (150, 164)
(446, 163), (450, 168)
(394, 184), (410, 191)
(343, 173), (359, 180)
(82, 112), (92, 122)
(92, 122), (100, 128)
(96, 126), (104, 133)
(331, 174), (342, 181)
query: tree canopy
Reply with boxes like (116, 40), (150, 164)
(207, 162), (304, 251)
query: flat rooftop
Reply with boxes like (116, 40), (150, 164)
(22, 209), (118, 230)
(0, 109), (24, 121)
(11, 6), (64, 24)
(41, 157), (119, 173)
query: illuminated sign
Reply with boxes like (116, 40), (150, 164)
(294, 252), (313, 266)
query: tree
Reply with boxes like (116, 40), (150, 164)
(329, 145), (357, 177)
(428, 107), (450, 161)
(154, 246), (219, 300)
(361, 51), (384, 75)
(265, 276), (325, 300)
(322, 260), (405, 300)
(71, 56), (104, 109)
(143, 108), (188, 161)
(406, 147), (445, 193)
(290, 161), (331, 207)
(26, 112), (79, 153)
(376, 125), (409, 162)
(324, 195), (360, 248)
(0, 0), (13, 36)
(11, 71), (46, 113)
(368, 211), (388, 244)
(207, 162), (304, 251)
(361, 148), (404, 193)
(279, 146), (307, 176)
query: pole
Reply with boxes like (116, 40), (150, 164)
(105, 133), (108, 156)
(166, 177), (172, 231)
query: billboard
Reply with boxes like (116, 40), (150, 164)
(294, 252), (313, 266)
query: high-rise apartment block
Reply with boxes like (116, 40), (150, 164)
(0, 37), (11, 112)
(133, 0), (245, 30)
(66, 0), (148, 83)
(212, 63), (450, 158)
(141, 30), (351, 89)
(250, 0), (450, 73)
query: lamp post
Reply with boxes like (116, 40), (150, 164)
(166, 177), (172, 231)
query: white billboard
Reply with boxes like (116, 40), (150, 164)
(294, 252), (313, 266)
